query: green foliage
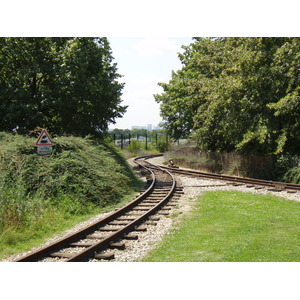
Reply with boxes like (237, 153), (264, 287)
(127, 139), (143, 154)
(155, 37), (300, 156)
(0, 37), (126, 136)
(0, 132), (141, 229)
(156, 140), (169, 152)
(283, 167), (300, 184)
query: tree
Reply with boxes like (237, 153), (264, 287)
(0, 37), (126, 136)
(155, 37), (300, 155)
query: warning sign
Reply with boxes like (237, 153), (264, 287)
(35, 129), (54, 146)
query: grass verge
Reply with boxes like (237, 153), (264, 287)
(142, 191), (300, 262)
(0, 191), (139, 260)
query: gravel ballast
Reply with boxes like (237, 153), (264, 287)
(3, 156), (299, 262)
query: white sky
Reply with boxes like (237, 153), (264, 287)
(108, 37), (192, 130)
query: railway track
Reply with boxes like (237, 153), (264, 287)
(15, 156), (183, 262)
(151, 157), (300, 193)
(14, 154), (299, 262)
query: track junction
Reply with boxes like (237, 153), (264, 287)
(14, 154), (299, 262)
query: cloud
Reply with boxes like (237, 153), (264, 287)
(133, 38), (180, 56)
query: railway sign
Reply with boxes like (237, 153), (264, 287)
(35, 129), (54, 155)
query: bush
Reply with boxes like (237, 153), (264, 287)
(127, 139), (142, 154)
(0, 132), (139, 229)
(283, 167), (300, 184)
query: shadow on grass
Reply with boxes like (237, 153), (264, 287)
(102, 141), (144, 192)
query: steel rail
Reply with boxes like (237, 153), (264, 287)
(142, 154), (300, 192)
(15, 156), (176, 262)
(68, 167), (176, 261)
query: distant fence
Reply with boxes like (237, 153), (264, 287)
(110, 133), (170, 150)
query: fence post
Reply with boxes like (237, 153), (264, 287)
(166, 134), (168, 151)
(145, 133), (148, 150)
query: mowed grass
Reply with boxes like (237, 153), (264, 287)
(142, 191), (300, 262)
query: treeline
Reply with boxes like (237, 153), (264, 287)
(155, 37), (300, 156)
(0, 37), (126, 136)
(109, 128), (169, 152)
(109, 128), (166, 138)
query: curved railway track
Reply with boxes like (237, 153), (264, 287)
(15, 156), (183, 262)
(14, 154), (299, 262)
(157, 161), (300, 193)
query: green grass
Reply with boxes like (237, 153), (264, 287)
(0, 190), (139, 260)
(142, 191), (300, 262)
(0, 132), (144, 260)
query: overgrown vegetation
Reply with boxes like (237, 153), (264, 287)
(165, 142), (300, 182)
(142, 191), (300, 262)
(283, 167), (300, 184)
(0, 132), (143, 259)
(109, 128), (170, 155)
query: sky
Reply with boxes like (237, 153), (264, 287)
(108, 37), (193, 130)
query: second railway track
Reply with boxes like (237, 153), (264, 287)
(14, 154), (299, 262)
(15, 156), (183, 262)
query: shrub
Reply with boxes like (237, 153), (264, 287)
(283, 167), (300, 184)
(0, 132), (140, 229)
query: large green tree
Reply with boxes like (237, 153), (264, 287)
(155, 37), (300, 155)
(0, 37), (126, 136)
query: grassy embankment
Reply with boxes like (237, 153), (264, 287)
(0, 132), (144, 260)
(142, 190), (300, 262)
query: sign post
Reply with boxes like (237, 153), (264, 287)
(35, 129), (54, 155)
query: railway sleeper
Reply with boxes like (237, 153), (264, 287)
(70, 242), (95, 247)
(94, 252), (115, 260)
(144, 221), (157, 226)
(142, 200), (160, 203)
(136, 204), (156, 207)
(149, 216), (160, 221)
(134, 226), (147, 232)
(98, 227), (122, 231)
(123, 234), (139, 240)
(117, 217), (136, 221)
(109, 242), (126, 250)
(51, 252), (79, 258)
(159, 211), (171, 215)
(109, 221), (130, 226)
(267, 188), (283, 192)
(86, 234), (105, 239)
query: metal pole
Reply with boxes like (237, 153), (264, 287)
(166, 134), (168, 151)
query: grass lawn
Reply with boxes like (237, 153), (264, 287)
(142, 190), (300, 262)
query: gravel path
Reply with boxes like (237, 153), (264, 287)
(4, 156), (299, 262)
